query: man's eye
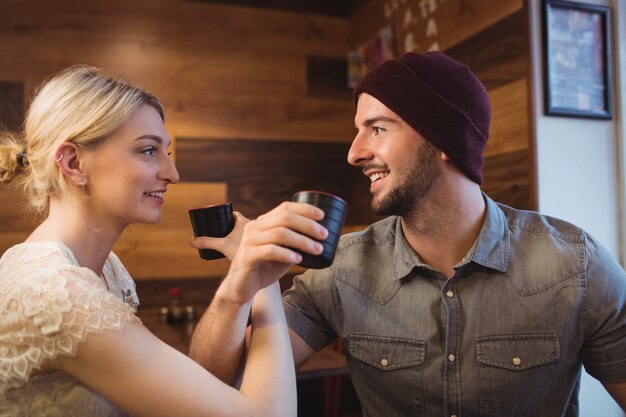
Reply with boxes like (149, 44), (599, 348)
(373, 127), (384, 135)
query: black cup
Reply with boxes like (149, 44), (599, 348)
(188, 203), (235, 260)
(292, 191), (348, 269)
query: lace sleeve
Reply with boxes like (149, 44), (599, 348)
(0, 264), (140, 394)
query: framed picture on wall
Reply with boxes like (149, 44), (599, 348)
(542, 0), (612, 119)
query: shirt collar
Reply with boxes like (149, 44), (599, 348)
(471, 193), (510, 272)
(392, 193), (510, 280)
(393, 218), (422, 280)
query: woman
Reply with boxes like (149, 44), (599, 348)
(0, 66), (327, 417)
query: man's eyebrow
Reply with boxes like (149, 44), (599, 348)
(135, 134), (171, 148)
(357, 116), (400, 128)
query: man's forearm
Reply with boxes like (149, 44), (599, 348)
(188, 282), (252, 385)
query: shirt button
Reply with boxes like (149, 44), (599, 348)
(448, 354), (456, 362)
(446, 290), (454, 298)
(380, 358), (389, 367)
(512, 357), (522, 366)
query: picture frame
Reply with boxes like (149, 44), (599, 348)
(542, 0), (612, 119)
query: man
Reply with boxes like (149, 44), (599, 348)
(190, 52), (626, 416)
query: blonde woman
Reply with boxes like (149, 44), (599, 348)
(0, 66), (327, 417)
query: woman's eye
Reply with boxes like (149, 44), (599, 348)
(142, 147), (157, 156)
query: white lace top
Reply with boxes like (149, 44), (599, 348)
(0, 242), (140, 417)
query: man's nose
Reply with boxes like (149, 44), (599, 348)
(347, 131), (373, 166)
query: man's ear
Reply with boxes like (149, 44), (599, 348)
(55, 143), (86, 186)
(441, 152), (451, 161)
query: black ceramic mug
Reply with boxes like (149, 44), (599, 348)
(188, 203), (235, 260)
(292, 191), (348, 269)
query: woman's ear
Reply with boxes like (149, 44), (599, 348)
(55, 143), (86, 187)
(441, 152), (451, 161)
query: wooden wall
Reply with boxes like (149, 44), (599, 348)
(0, 0), (354, 280)
(0, 0), (534, 283)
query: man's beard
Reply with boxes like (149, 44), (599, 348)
(371, 142), (440, 217)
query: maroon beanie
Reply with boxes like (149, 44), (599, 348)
(353, 51), (490, 184)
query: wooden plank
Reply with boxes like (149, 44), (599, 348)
(115, 228), (232, 279)
(444, 9), (529, 91)
(349, 0), (523, 53)
(0, 232), (30, 258)
(481, 149), (532, 210)
(0, 81), (24, 131)
(114, 182), (228, 279)
(485, 78), (530, 158)
(0, 0), (354, 144)
(1, 0), (349, 57)
(176, 138), (380, 226)
(184, 0), (367, 18)
(0, 182), (37, 233)
(162, 96), (355, 143)
(307, 55), (352, 99)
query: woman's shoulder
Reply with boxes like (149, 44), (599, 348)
(0, 241), (103, 290)
(1, 241), (74, 268)
(0, 242), (140, 395)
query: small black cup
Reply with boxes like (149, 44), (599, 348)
(292, 191), (348, 269)
(188, 203), (235, 260)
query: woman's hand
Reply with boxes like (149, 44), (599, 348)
(221, 202), (328, 305)
(189, 212), (250, 261)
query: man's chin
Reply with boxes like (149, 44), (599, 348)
(371, 200), (393, 217)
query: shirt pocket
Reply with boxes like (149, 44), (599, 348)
(476, 333), (560, 417)
(348, 334), (426, 415)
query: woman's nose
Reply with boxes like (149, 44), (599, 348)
(160, 155), (180, 184)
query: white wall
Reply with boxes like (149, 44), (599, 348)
(528, 0), (625, 416)
(616, 0), (626, 267)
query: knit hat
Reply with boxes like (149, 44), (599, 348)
(353, 52), (490, 184)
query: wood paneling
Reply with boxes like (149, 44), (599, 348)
(444, 9), (529, 91)
(0, 82), (24, 131)
(349, 0), (523, 53)
(0, 182), (35, 234)
(486, 78), (530, 158)
(0, 0), (354, 143)
(176, 138), (379, 225)
(0, 0), (355, 281)
(186, 0), (368, 18)
(307, 56), (352, 99)
(114, 182), (230, 279)
(482, 149), (531, 210)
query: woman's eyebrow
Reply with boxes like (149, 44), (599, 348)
(134, 134), (171, 148)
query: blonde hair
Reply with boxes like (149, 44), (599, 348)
(0, 65), (164, 215)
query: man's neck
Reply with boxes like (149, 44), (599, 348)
(400, 181), (486, 278)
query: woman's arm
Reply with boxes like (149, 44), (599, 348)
(56, 303), (293, 417)
(56, 201), (328, 416)
(189, 201), (327, 384)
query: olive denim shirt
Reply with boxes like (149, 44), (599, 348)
(283, 195), (626, 417)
